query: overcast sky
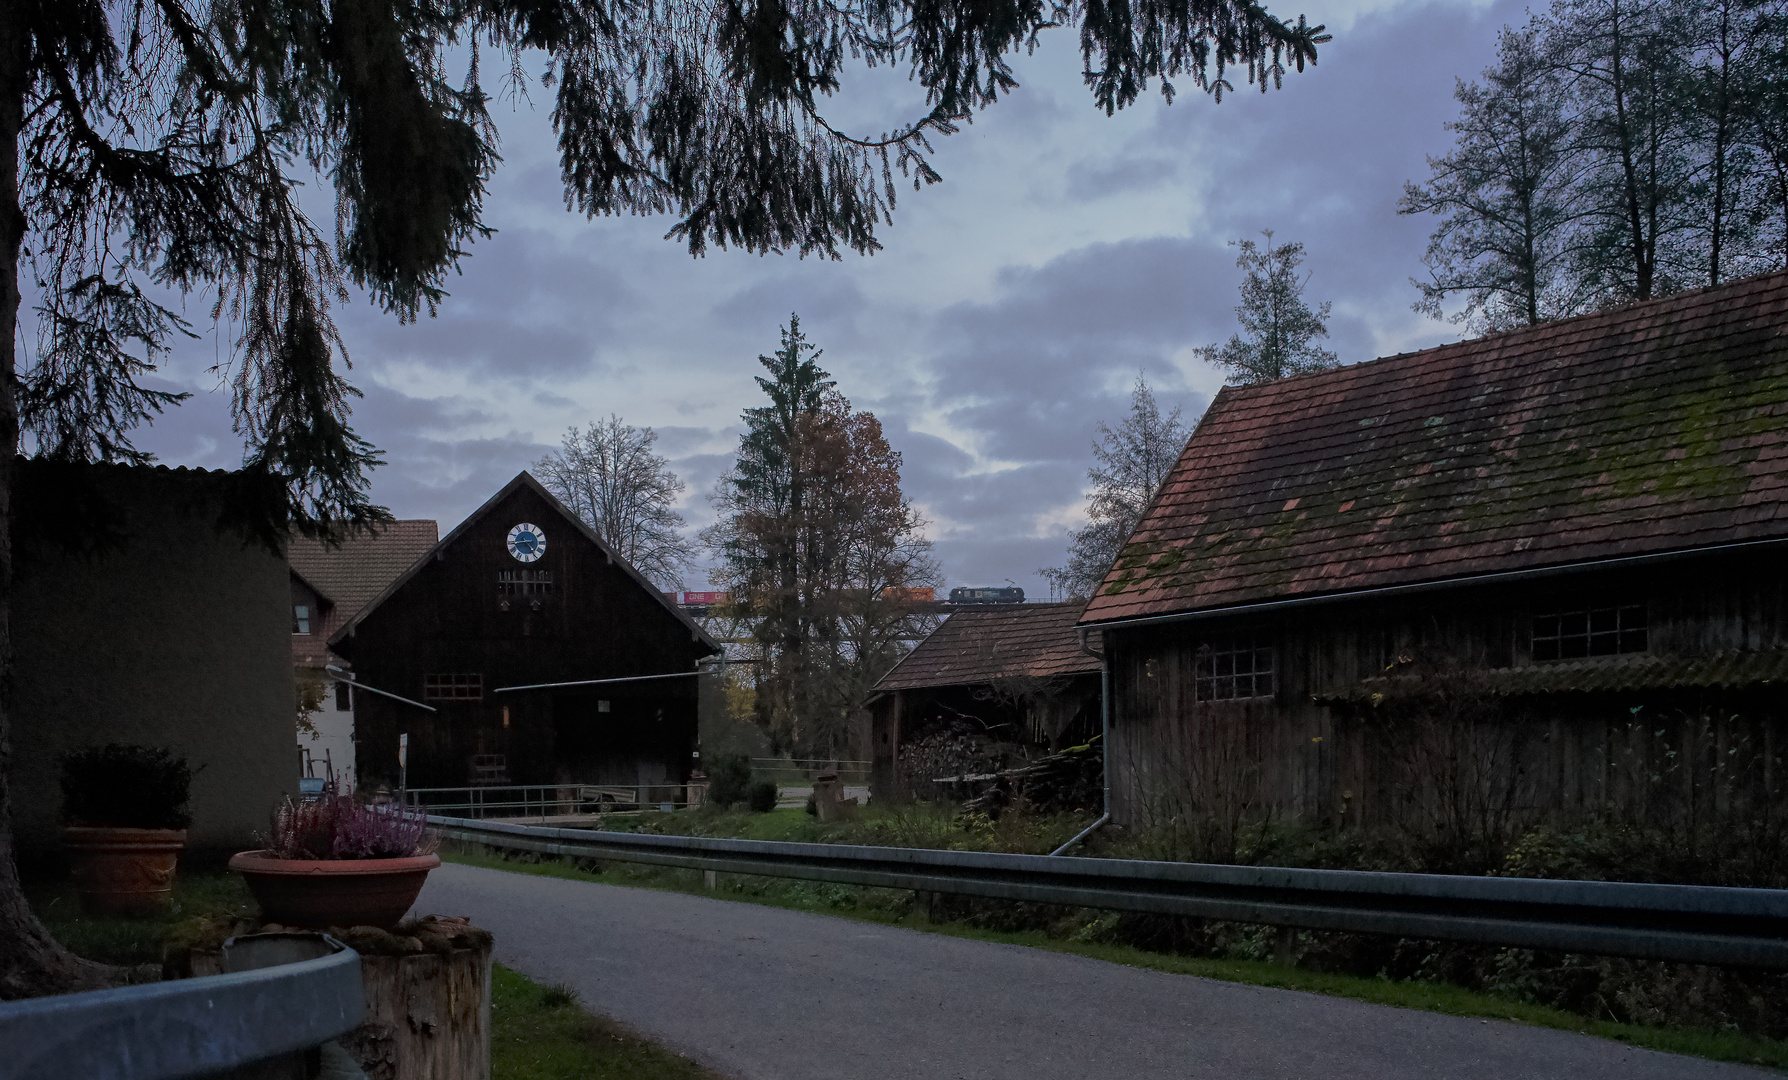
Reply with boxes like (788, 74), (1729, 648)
(119, 0), (1525, 594)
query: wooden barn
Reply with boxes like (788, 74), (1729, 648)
(329, 472), (719, 797)
(1078, 273), (1788, 837)
(868, 604), (1102, 798)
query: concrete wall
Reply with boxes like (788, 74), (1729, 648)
(9, 463), (296, 854)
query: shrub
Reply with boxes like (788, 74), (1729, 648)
(267, 784), (436, 859)
(61, 744), (192, 829)
(705, 752), (753, 807)
(747, 780), (779, 813)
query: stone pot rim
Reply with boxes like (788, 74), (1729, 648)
(229, 850), (442, 877)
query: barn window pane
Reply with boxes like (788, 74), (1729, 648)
(1532, 603), (1646, 663)
(1195, 638), (1275, 702)
(424, 673), (484, 701)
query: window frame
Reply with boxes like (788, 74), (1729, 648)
(292, 604), (311, 635)
(1193, 636), (1276, 702)
(1530, 602), (1648, 662)
(423, 673), (485, 702)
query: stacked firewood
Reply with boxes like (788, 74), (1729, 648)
(963, 737), (1102, 817)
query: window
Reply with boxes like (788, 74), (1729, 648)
(293, 605), (311, 635)
(1532, 603), (1647, 661)
(424, 673), (484, 702)
(1194, 637), (1275, 701)
(497, 569), (554, 597)
(335, 680), (352, 712)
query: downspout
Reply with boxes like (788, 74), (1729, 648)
(1051, 625), (1111, 856)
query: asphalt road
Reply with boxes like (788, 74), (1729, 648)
(418, 862), (1771, 1079)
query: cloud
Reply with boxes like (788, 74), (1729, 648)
(97, 0), (1526, 600)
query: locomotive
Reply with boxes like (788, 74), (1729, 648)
(946, 585), (1025, 605)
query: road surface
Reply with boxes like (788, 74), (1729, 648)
(418, 862), (1770, 1079)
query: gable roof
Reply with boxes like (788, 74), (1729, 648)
(1081, 271), (1788, 625)
(289, 519), (440, 666)
(328, 471), (719, 654)
(873, 604), (1102, 695)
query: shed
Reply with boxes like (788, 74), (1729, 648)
(869, 604), (1101, 799)
(1080, 271), (1788, 834)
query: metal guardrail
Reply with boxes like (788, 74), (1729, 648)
(0, 934), (364, 1080)
(431, 814), (1788, 969)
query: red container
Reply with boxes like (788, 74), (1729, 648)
(228, 850), (440, 929)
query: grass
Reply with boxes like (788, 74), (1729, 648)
(443, 817), (1788, 1074)
(491, 963), (726, 1080)
(25, 870), (258, 967)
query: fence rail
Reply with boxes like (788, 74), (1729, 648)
(430, 814), (1788, 969)
(0, 933), (363, 1080)
(404, 783), (694, 817)
(748, 758), (871, 783)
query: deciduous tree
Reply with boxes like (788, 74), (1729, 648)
(1400, 28), (1591, 331)
(1042, 376), (1188, 599)
(535, 417), (693, 589)
(705, 318), (938, 757)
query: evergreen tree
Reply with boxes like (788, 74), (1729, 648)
(1400, 28), (1591, 331)
(1043, 376), (1189, 599)
(705, 318), (937, 757)
(1196, 231), (1339, 384)
(535, 418), (694, 589)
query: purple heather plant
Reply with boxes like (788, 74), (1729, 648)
(268, 784), (436, 859)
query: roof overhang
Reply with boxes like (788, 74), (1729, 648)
(1078, 535), (1788, 632)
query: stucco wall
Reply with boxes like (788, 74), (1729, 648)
(9, 462), (296, 854)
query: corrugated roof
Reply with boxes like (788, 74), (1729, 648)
(1080, 272), (1788, 624)
(873, 604), (1102, 693)
(1317, 650), (1788, 704)
(289, 520), (439, 667)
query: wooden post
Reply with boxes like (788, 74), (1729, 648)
(335, 917), (492, 1080)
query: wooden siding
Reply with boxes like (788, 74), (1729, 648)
(336, 482), (711, 791)
(1106, 549), (1788, 833)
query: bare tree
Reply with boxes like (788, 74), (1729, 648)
(1042, 375), (1189, 599)
(535, 417), (694, 589)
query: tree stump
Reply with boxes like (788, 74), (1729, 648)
(327, 917), (493, 1080)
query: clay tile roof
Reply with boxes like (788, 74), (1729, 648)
(288, 520), (440, 664)
(873, 604), (1103, 693)
(1081, 271), (1788, 625)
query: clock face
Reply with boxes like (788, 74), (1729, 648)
(507, 523), (546, 563)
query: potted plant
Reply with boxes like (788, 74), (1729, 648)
(60, 744), (193, 915)
(230, 785), (440, 929)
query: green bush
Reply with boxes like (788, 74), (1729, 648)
(61, 744), (192, 829)
(747, 780), (779, 813)
(704, 753), (752, 808)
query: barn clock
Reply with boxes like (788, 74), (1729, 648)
(506, 523), (546, 562)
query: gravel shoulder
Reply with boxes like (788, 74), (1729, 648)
(419, 862), (1775, 1080)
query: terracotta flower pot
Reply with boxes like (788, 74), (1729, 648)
(62, 826), (188, 916)
(229, 850), (441, 929)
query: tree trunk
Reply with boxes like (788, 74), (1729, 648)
(0, 9), (116, 999)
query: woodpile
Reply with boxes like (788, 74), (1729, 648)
(963, 737), (1102, 817)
